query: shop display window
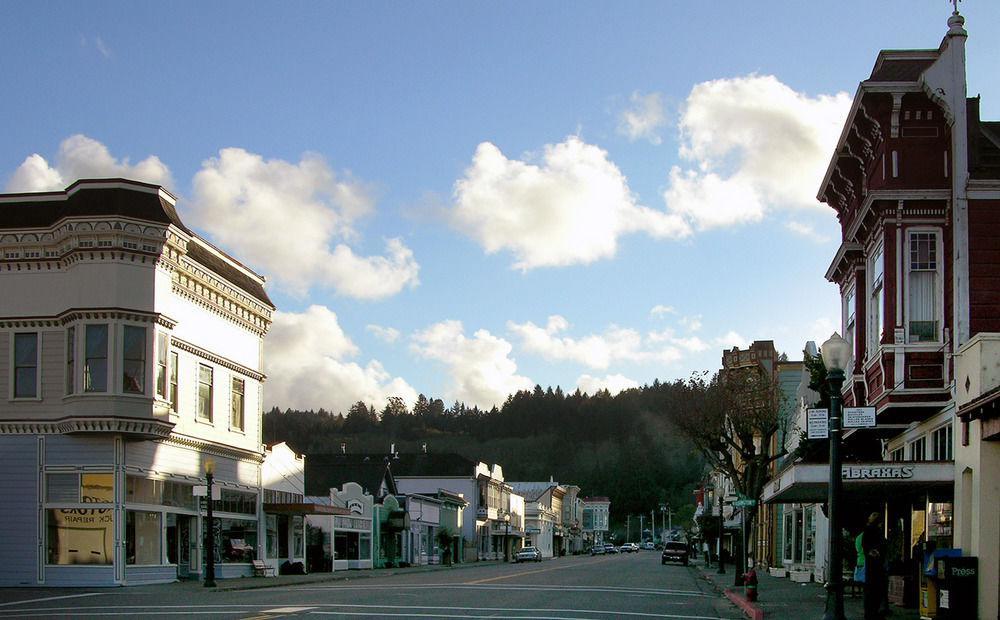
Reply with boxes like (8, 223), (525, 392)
(47, 508), (114, 565)
(125, 476), (195, 510)
(266, 514), (278, 558)
(126, 510), (162, 565)
(219, 518), (257, 563)
(293, 516), (304, 557)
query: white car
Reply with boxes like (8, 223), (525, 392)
(620, 542), (639, 553)
(515, 546), (542, 563)
(642, 541), (655, 550)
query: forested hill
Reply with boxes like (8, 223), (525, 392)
(263, 381), (706, 528)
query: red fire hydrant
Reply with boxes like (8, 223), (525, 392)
(743, 568), (759, 602)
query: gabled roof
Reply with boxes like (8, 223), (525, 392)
(304, 453), (398, 498)
(866, 50), (938, 83)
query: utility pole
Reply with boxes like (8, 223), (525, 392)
(639, 514), (644, 542)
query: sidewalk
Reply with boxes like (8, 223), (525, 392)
(691, 560), (919, 620)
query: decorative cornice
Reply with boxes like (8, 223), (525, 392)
(0, 308), (176, 330)
(159, 433), (264, 464)
(0, 416), (174, 438)
(171, 337), (266, 382)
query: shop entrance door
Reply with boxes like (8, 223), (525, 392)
(166, 515), (194, 579)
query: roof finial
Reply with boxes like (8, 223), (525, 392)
(947, 0), (966, 35)
(950, 0), (960, 15)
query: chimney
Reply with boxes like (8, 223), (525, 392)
(340, 442), (347, 454)
(421, 442), (427, 454)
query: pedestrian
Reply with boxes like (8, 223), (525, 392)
(861, 511), (887, 620)
(702, 540), (711, 566)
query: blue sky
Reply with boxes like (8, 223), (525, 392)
(3, 1), (999, 413)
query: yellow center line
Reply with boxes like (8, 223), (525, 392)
(464, 557), (615, 584)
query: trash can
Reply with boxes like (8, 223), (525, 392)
(938, 556), (977, 620)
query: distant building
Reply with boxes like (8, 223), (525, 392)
(581, 497), (610, 545)
(510, 480), (566, 558)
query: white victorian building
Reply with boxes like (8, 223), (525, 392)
(0, 179), (274, 586)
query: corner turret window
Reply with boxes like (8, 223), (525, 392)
(84, 325), (108, 392)
(122, 326), (146, 394)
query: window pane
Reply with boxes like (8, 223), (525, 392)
(156, 333), (167, 398)
(909, 270), (937, 341)
(47, 474), (80, 503)
(231, 378), (245, 430)
(169, 352), (179, 411)
(47, 509), (114, 565)
(126, 510), (162, 565)
(123, 326), (146, 394)
(198, 365), (213, 421)
(14, 333), (38, 398)
(85, 325), (108, 392)
(81, 473), (115, 503)
(66, 327), (75, 395)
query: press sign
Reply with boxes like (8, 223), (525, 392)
(807, 408), (829, 439)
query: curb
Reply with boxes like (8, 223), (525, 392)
(723, 587), (764, 620)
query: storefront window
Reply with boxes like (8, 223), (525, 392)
(213, 489), (257, 515)
(928, 502), (953, 546)
(359, 533), (371, 560)
(219, 518), (257, 563)
(125, 476), (195, 510)
(47, 508), (114, 565)
(126, 510), (162, 565)
(804, 510), (815, 563)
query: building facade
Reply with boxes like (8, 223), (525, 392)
(581, 497), (610, 546)
(0, 179), (274, 586)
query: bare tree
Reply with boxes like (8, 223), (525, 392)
(674, 368), (791, 563)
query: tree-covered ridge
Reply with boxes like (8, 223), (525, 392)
(264, 381), (707, 531)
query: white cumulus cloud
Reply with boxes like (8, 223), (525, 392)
(507, 315), (683, 369)
(189, 147), (419, 299)
(649, 305), (676, 318)
(450, 137), (690, 270)
(663, 75), (851, 230)
(366, 324), (401, 343)
(577, 373), (640, 396)
(6, 135), (173, 192)
(264, 305), (416, 413)
(411, 320), (533, 409)
(618, 91), (667, 144)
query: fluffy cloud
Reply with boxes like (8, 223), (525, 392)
(577, 373), (640, 396)
(507, 315), (683, 369)
(715, 330), (749, 349)
(450, 137), (690, 270)
(264, 305), (416, 412)
(366, 324), (401, 343)
(680, 315), (703, 332)
(649, 305), (676, 318)
(5, 135), (173, 192)
(189, 147), (419, 299)
(618, 91), (666, 144)
(664, 75), (851, 230)
(785, 220), (832, 243)
(411, 320), (533, 409)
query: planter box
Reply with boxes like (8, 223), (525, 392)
(769, 567), (788, 578)
(790, 569), (812, 583)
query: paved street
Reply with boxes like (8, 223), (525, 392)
(0, 553), (741, 619)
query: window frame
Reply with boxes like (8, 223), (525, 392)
(931, 423), (953, 461)
(843, 284), (857, 374)
(169, 351), (179, 413)
(909, 436), (927, 462)
(65, 326), (76, 395)
(84, 324), (109, 393)
(155, 332), (168, 400)
(867, 243), (885, 359)
(230, 376), (245, 432)
(905, 229), (944, 344)
(197, 363), (214, 422)
(122, 325), (147, 395)
(11, 331), (40, 400)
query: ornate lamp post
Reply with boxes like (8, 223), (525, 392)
(204, 459), (216, 588)
(821, 332), (851, 620)
(503, 511), (512, 562)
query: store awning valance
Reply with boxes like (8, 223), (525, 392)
(264, 502), (351, 516)
(761, 461), (954, 505)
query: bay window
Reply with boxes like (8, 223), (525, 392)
(908, 231), (940, 342)
(867, 245), (884, 356)
(66, 327), (75, 395)
(844, 286), (856, 372)
(85, 324), (108, 392)
(169, 352), (179, 412)
(122, 326), (146, 394)
(13, 332), (39, 398)
(156, 332), (168, 399)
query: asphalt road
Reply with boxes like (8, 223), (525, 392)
(0, 552), (743, 619)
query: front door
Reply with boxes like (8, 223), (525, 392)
(167, 515), (193, 579)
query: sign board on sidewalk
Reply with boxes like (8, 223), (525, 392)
(732, 499), (757, 508)
(843, 406), (877, 428)
(807, 408), (829, 439)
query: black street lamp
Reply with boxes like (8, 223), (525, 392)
(503, 511), (512, 562)
(821, 332), (851, 620)
(204, 459), (216, 588)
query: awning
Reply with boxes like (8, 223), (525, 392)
(264, 502), (351, 516)
(762, 461), (954, 505)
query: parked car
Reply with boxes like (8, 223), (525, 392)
(590, 544), (606, 556)
(661, 541), (689, 565)
(620, 542), (639, 553)
(604, 544), (619, 554)
(515, 546), (542, 563)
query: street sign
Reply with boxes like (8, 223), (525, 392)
(807, 408), (829, 439)
(193, 485), (221, 500)
(843, 406), (876, 428)
(733, 499), (757, 508)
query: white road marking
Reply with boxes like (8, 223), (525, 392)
(294, 584), (707, 597)
(308, 607), (723, 620)
(0, 592), (103, 607)
(263, 609), (316, 614)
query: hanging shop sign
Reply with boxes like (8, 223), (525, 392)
(841, 465), (914, 480)
(843, 406), (877, 428)
(807, 408), (829, 439)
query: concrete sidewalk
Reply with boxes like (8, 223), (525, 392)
(691, 560), (919, 620)
(137, 559), (509, 593)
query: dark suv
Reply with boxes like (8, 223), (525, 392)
(661, 541), (689, 566)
